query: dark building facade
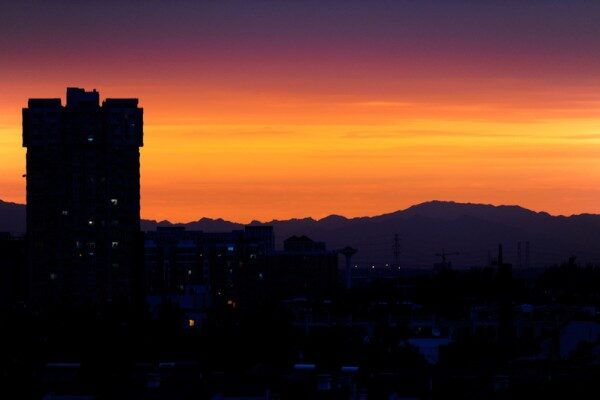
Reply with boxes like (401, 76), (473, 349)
(0, 233), (26, 315)
(267, 235), (339, 301)
(144, 226), (274, 308)
(143, 227), (339, 327)
(22, 87), (143, 307)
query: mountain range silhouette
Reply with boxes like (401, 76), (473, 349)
(2, 199), (599, 268)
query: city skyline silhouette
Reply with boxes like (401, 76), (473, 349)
(2, 2), (600, 399)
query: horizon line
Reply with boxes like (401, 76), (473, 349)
(3, 198), (600, 226)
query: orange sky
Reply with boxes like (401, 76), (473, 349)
(1, 1), (600, 222)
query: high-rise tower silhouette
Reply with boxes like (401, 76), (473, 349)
(23, 87), (143, 307)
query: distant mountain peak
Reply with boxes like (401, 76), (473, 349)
(0, 198), (26, 234)
(318, 214), (348, 223)
(401, 200), (541, 219)
(0, 199), (22, 206)
(265, 217), (317, 224)
(3, 198), (600, 266)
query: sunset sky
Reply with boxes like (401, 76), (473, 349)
(1, 0), (600, 222)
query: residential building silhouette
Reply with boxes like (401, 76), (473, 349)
(22, 87), (143, 307)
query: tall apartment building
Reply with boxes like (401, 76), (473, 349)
(22, 87), (143, 307)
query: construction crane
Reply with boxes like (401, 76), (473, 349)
(434, 249), (459, 270)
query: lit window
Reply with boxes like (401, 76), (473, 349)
(110, 198), (118, 206)
(187, 269), (192, 275)
(188, 319), (195, 328)
(88, 220), (94, 226)
(87, 136), (94, 143)
(61, 210), (68, 216)
(227, 245), (234, 252)
(111, 241), (119, 249)
(50, 273), (57, 280)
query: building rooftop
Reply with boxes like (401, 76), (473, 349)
(27, 99), (62, 108)
(103, 98), (139, 108)
(66, 87), (99, 108)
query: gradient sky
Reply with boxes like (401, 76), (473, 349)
(1, 0), (600, 222)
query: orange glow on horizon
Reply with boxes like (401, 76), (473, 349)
(2, 0), (600, 222)
(2, 80), (600, 222)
